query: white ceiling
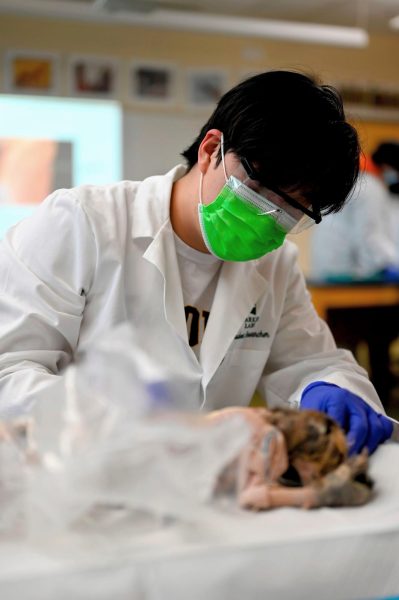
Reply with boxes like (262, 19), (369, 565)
(1, 0), (399, 34)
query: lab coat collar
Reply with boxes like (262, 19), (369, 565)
(136, 165), (188, 343)
(131, 164), (187, 241)
(200, 260), (269, 387)
(143, 219), (188, 342)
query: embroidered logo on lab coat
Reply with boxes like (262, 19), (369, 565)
(234, 305), (270, 340)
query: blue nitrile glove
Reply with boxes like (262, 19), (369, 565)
(300, 381), (393, 455)
(378, 265), (399, 282)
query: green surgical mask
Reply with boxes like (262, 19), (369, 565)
(198, 174), (291, 262)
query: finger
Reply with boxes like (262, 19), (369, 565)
(365, 410), (384, 455)
(346, 403), (368, 455)
(323, 396), (349, 431)
(378, 413), (394, 440)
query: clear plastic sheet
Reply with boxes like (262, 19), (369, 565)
(0, 324), (251, 543)
(29, 410), (250, 537)
(0, 422), (28, 537)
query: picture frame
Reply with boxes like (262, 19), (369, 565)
(336, 81), (399, 110)
(68, 54), (119, 98)
(129, 61), (177, 105)
(186, 68), (228, 108)
(4, 49), (60, 95)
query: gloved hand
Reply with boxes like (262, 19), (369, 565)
(378, 265), (399, 282)
(300, 382), (393, 455)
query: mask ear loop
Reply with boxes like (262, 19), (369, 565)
(220, 132), (228, 182)
(199, 172), (204, 206)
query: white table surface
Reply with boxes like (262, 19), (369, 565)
(1, 443), (399, 600)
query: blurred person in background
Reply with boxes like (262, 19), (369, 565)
(310, 141), (399, 282)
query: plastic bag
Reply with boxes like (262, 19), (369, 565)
(22, 324), (251, 540)
(0, 419), (35, 537)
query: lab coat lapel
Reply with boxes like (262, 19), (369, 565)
(143, 221), (187, 342)
(200, 261), (269, 387)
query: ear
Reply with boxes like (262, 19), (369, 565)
(197, 129), (223, 175)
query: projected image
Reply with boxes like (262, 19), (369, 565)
(0, 139), (73, 205)
(0, 94), (122, 238)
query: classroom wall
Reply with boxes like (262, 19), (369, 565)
(2, 13), (399, 91)
(2, 12), (399, 273)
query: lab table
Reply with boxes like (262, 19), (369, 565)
(308, 281), (399, 321)
(0, 443), (399, 600)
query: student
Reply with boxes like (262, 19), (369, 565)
(0, 70), (392, 454)
(310, 141), (399, 282)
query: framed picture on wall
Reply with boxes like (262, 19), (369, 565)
(129, 61), (177, 105)
(335, 81), (399, 110)
(4, 50), (60, 95)
(186, 68), (228, 108)
(68, 55), (119, 98)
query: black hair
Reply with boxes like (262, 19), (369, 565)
(181, 70), (360, 215)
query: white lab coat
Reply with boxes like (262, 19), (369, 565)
(0, 165), (383, 417)
(311, 172), (399, 280)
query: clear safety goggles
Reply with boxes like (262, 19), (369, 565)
(220, 135), (322, 234)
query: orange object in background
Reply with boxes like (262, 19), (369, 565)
(13, 58), (52, 90)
